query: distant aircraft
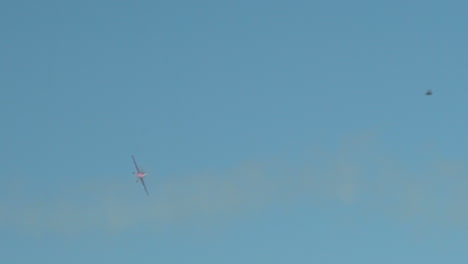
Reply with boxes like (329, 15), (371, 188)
(426, 90), (432, 95)
(131, 155), (149, 196)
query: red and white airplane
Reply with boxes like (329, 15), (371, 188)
(132, 155), (149, 196)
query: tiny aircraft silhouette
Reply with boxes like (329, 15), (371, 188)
(426, 90), (432, 95)
(131, 155), (149, 196)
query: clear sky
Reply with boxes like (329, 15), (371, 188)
(1, 0), (468, 263)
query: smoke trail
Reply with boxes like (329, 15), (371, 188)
(2, 136), (468, 235)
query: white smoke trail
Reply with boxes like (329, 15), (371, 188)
(2, 135), (468, 235)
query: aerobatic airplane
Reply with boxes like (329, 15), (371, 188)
(132, 155), (149, 196)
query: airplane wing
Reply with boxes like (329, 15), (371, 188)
(140, 177), (149, 196)
(132, 155), (142, 173)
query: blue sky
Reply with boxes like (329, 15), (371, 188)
(1, 0), (468, 263)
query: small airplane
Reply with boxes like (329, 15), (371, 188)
(131, 154), (149, 196)
(426, 90), (432, 95)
